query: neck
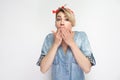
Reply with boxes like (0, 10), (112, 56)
(61, 41), (68, 54)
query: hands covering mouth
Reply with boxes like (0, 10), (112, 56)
(52, 27), (74, 47)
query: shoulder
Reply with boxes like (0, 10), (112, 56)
(75, 31), (87, 37)
(44, 33), (54, 40)
(74, 31), (89, 42)
(43, 33), (54, 46)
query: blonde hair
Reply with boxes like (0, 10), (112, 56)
(55, 7), (76, 27)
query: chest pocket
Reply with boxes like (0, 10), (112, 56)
(52, 56), (60, 80)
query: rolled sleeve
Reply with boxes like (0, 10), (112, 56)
(36, 54), (45, 66)
(36, 34), (52, 66)
(86, 53), (96, 66)
(36, 46), (47, 66)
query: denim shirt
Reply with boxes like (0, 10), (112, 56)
(36, 31), (96, 80)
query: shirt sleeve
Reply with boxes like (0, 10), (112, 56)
(36, 34), (51, 66)
(80, 32), (96, 66)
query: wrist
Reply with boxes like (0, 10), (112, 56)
(69, 41), (76, 48)
(53, 43), (60, 48)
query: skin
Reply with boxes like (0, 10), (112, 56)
(40, 11), (92, 73)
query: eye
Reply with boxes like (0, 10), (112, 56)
(65, 18), (69, 21)
(56, 18), (61, 21)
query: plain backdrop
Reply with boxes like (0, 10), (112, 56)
(0, 0), (120, 80)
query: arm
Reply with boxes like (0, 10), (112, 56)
(61, 28), (92, 73)
(69, 42), (92, 73)
(40, 43), (58, 73)
(40, 29), (62, 73)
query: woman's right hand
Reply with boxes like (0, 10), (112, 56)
(52, 29), (62, 47)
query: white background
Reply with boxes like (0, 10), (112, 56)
(0, 0), (120, 80)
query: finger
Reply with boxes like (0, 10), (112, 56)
(68, 29), (72, 33)
(61, 28), (67, 35)
(57, 29), (60, 35)
(51, 30), (56, 34)
(61, 29), (68, 40)
(63, 28), (70, 36)
(56, 29), (62, 38)
(52, 30), (57, 37)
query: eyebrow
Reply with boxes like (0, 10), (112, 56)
(56, 15), (67, 18)
(56, 15), (61, 18)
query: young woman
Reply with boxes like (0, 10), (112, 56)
(37, 5), (96, 80)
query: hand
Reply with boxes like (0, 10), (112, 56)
(61, 28), (74, 46)
(52, 29), (62, 47)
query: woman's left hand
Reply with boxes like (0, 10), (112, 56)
(61, 28), (74, 46)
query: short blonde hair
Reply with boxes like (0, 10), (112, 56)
(55, 7), (76, 27)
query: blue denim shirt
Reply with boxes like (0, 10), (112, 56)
(37, 31), (96, 80)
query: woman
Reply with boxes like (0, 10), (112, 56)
(37, 5), (96, 80)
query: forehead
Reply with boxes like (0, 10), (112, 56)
(56, 12), (67, 17)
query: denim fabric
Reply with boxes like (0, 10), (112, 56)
(36, 31), (96, 80)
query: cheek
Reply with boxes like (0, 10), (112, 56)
(66, 23), (72, 29)
(55, 22), (60, 28)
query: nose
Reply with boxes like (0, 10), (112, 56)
(60, 20), (64, 27)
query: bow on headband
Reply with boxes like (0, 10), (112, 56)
(52, 6), (64, 14)
(52, 4), (73, 14)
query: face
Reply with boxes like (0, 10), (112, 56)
(55, 12), (72, 30)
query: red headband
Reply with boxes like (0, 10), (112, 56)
(52, 6), (64, 14)
(52, 5), (73, 14)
